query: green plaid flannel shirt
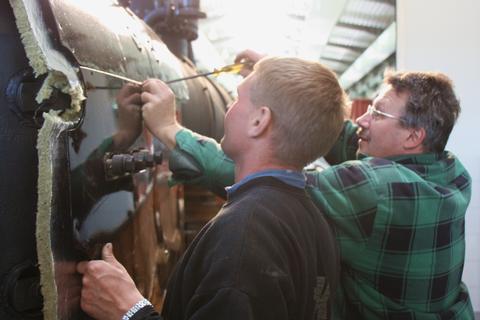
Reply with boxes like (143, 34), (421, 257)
(172, 121), (474, 319)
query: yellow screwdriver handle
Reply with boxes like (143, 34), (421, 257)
(213, 60), (255, 76)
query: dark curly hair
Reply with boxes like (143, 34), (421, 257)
(385, 71), (460, 153)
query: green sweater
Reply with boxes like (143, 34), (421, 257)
(170, 121), (474, 319)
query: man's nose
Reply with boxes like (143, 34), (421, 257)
(356, 110), (371, 127)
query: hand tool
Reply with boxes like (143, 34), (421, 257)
(81, 60), (254, 90)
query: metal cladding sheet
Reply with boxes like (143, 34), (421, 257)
(8, 0), (84, 118)
(8, 0), (190, 318)
(8, 0), (78, 82)
(47, 0), (188, 99)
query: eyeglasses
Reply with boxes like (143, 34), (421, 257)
(366, 104), (405, 123)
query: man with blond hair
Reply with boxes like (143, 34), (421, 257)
(77, 56), (347, 320)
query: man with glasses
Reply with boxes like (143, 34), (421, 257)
(131, 48), (473, 319)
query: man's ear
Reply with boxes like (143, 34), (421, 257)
(248, 106), (272, 138)
(404, 127), (426, 150)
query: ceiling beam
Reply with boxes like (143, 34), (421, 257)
(336, 22), (385, 35)
(339, 22), (396, 89)
(364, 0), (396, 5)
(320, 56), (355, 65)
(326, 42), (367, 54)
(329, 65), (348, 73)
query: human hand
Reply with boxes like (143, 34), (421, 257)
(234, 49), (266, 77)
(76, 243), (144, 320)
(113, 83), (143, 151)
(141, 79), (182, 149)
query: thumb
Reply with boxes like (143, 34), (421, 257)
(101, 243), (119, 265)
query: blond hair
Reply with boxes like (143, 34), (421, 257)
(251, 57), (347, 167)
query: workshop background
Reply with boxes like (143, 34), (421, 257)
(175, 0), (480, 314)
(3, 0), (477, 318)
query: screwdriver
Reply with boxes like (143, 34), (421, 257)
(82, 60), (254, 90)
(165, 60), (253, 84)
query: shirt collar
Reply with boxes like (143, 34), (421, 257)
(225, 169), (306, 197)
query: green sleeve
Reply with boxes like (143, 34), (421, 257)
(324, 120), (359, 164)
(170, 128), (235, 191)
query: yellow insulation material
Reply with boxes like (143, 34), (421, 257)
(9, 0), (48, 76)
(37, 71), (86, 121)
(9, 0), (85, 121)
(36, 111), (71, 320)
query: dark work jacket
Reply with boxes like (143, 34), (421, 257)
(134, 176), (339, 320)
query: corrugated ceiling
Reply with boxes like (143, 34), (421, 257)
(196, 0), (396, 89)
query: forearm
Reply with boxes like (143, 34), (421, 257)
(141, 78), (180, 150)
(170, 128), (235, 192)
(150, 122), (183, 150)
(324, 120), (359, 164)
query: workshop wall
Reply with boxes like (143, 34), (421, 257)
(397, 0), (480, 313)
